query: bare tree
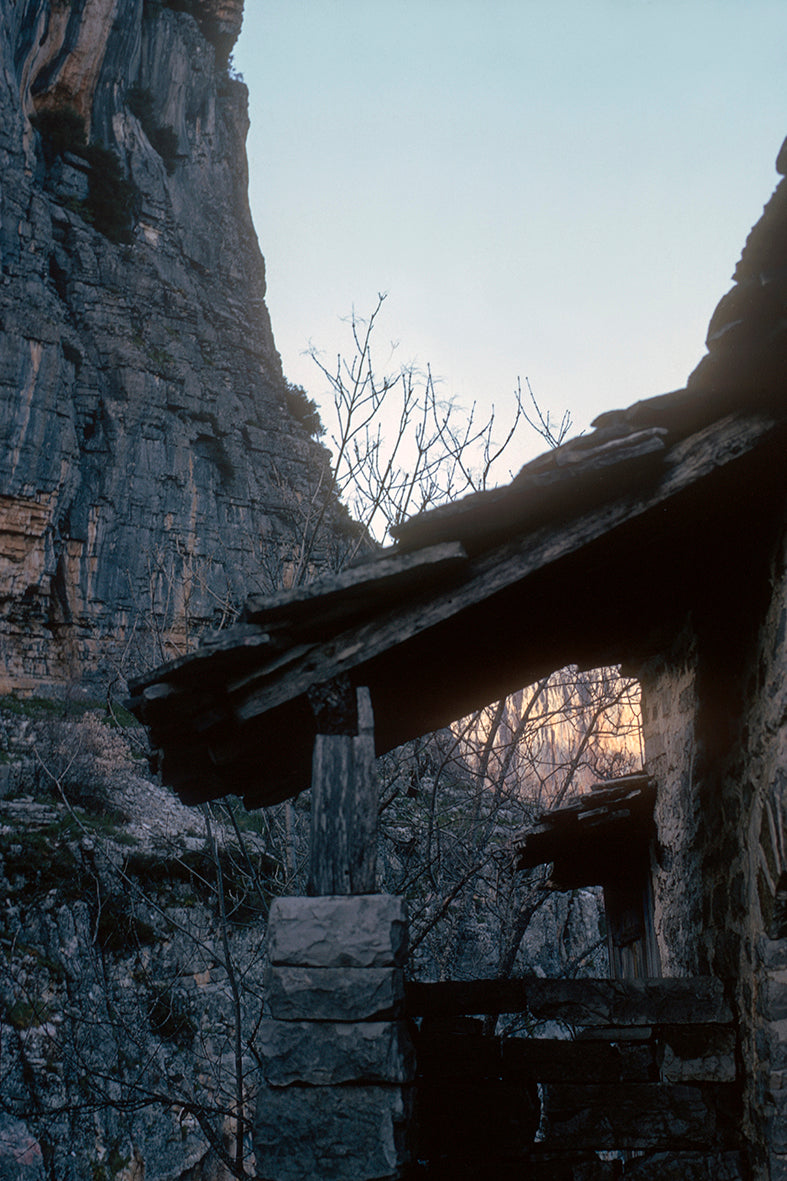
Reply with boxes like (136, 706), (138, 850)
(0, 707), (279, 1178)
(0, 297), (645, 1177)
(295, 292), (526, 569)
(377, 666), (643, 987)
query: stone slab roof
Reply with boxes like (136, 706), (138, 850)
(129, 141), (787, 810)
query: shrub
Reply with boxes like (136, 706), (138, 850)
(96, 895), (157, 954)
(6, 996), (53, 1031)
(0, 694), (82, 719)
(127, 85), (156, 126)
(82, 143), (137, 242)
(147, 986), (196, 1047)
(148, 124), (179, 172)
(284, 382), (324, 437)
(162, 0), (200, 14)
(31, 712), (133, 819)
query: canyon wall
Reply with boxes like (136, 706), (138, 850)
(0, 0), (342, 695)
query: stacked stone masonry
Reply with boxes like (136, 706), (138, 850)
(254, 895), (414, 1181)
(636, 508), (787, 1178)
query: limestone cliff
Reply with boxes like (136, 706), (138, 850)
(0, 0), (341, 694)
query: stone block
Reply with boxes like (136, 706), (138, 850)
(660, 1025), (736, 1083)
(267, 894), (408, 967)
(769, 1152), (787, 1181)
(646, 731), (666, 759)
(762, 971), (787, 1021)
(254, 1082), (411, 1181)
(767, 1096), (787, 1155)
(526, 1152), (745, 1180)
(764, 1019), (787, 1070)
(620, 1150), (746, 1179)
(539, 1082), (738, 1150)
(265, 965), (404, 1021)
(576, 1025), (653, 1041)
(259, 1018), (415, 1086)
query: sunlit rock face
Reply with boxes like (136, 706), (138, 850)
(0, 0), (338, 693)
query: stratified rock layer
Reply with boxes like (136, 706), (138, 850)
(0, 0), (339, 693)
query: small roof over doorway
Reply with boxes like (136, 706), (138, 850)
(512, 772), (660, 979)
(512, 772), (656, 890)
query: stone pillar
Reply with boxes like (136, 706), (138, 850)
(254, 894), (414, 1181)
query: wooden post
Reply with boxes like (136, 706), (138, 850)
(603, 870), (661, 980)
(308, 680), (377, 895)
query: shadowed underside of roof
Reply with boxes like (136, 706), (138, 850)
(129, 140), (787, 810)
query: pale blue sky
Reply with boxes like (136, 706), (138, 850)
(236, 1), (787, 467)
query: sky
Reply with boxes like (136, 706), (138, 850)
(235, 1), (787, 472)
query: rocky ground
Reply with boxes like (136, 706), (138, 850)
(0, 695), (278, 1180)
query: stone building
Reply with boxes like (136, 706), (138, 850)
(132, 144), (787, 1177)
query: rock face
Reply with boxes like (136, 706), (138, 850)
(0, 0), (342, 694)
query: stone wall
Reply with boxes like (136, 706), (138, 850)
(638, 502), (787, 1178)
(730, 509), (787, 1180)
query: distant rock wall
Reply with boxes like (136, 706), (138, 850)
(0, 0), (342, 694)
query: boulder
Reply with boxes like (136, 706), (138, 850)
(254, 1084), (411, 1181)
